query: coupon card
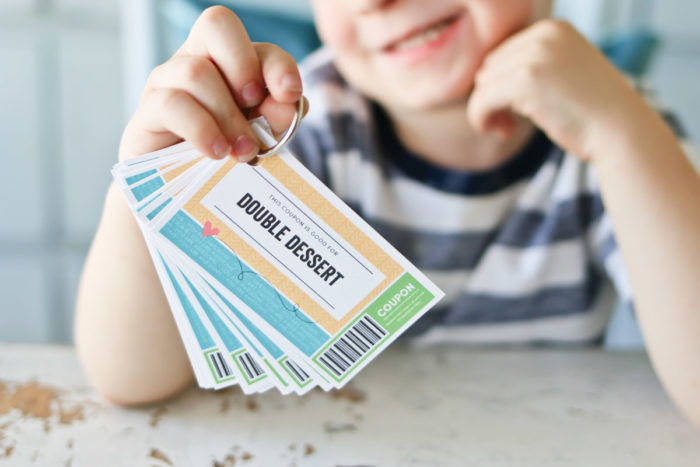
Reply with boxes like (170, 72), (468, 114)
(112, 118), (444, 393)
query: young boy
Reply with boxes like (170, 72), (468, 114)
(75, 0), (700, 428)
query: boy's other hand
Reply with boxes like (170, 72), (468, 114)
(119, 5), (308, 163)
(467, 19), (649, 163)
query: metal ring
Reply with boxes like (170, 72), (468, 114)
(256, 98), (305, 158)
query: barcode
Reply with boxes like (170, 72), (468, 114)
(237, 352), (265, 381)
(319, 315), (387, 378)
(209, 351), (233, 380)
(284, 359), (310, 384)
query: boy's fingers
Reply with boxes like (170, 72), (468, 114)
(146, 55), (260, 158)
(137, 88), (245, 160)
(254, 43), (303, 104)
(179, 6), (264, 109)
(252, 96), (309, 137)
(249, 43), (304, 136)
(467, 74), (520, 135)
(481, 18), (562, 72)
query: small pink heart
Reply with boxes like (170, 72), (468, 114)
(202, 221), (220, 238)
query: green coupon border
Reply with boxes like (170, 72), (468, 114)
(204, 347), (236, 384)
(311, 272), (434, 382)
(279, 356), (313, 388)
(232, 348), (268, 385)
(264, 359), (290, 388)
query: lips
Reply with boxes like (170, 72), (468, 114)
(382, 13), (462, 53)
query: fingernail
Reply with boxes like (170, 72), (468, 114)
(233, 134), (258, 161)
(241, 81), (263, 107)
(281, 74), (302, 93)
(212, 136), (232, 158)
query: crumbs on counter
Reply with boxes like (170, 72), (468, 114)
(58, 406), (84, 425)
(149, 447), (174, 465)
(220, 397), (231, 414)
(245, 398), (259, 412)
(0, 445), (14, 459)
(0, 381), (56, 419)
(212, 453), (237, 467)
(329, 386), (366, 403)
(0, 381), (86, 432)
(149, 406), (168, 428)
(287, 442), (316, 457)
(323, 421), (357, 433)
(213, 445), (254, 466)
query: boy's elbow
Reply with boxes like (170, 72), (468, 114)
(661, 376), (700, 433)
(95, 375), (194, 408)
(687, 413), (700, 433)
(83, 359), (195, 407)
(75, 328), (195, 407)
(675, 396), (700, 433)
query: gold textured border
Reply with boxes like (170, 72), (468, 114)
(184, 156), (403, 334)
(162, 157), (204, 183)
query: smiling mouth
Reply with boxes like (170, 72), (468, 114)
(384, 13), (462, 52)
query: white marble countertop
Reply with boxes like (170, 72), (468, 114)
(1, 342), (698, 466)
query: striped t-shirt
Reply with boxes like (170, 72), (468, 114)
(287, 48), (692, 346)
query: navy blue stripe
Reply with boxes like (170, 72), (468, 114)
(374, 102), (560, 195)
(347, 193), (605, 271)
(497, 194), (605, 246)
(288, 129), (332, 187)
(659, 111), (687, 139)
(402, 266), (602, 336)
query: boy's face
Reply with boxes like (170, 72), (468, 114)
(311, 0), (549, 112)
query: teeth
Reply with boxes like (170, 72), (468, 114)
(393, 21), (450, 51)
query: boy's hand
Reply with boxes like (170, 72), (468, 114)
(468, 19), (649, 163)
(119, 6), (307, 163)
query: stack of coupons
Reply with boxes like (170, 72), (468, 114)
(112, 118), (444, 395)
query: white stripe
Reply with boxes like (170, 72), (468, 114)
(465, 240), (586, 297)
(305, 81), (370, 124)
(587, 212), (613, 252)
(422, 269), (472, 306)
(299, 46), (333, 73)
(326, 143), (601, 234)
(516, 152), (600, 211)
(410, 284), (616, 345)
(327, 149), (530, 232)
(604, 249), (633, 304)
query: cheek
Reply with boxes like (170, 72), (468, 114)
(311, 3), (373, 98)
(471, 0), (537, 48)
(312, 3), (357, 54)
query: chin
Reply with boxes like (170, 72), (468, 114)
(383, 61), (477, 107)
(380, 78), (473, 112)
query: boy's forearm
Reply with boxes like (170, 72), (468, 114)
(74, 183), (193, 405)
(591, 102), (700, 428)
